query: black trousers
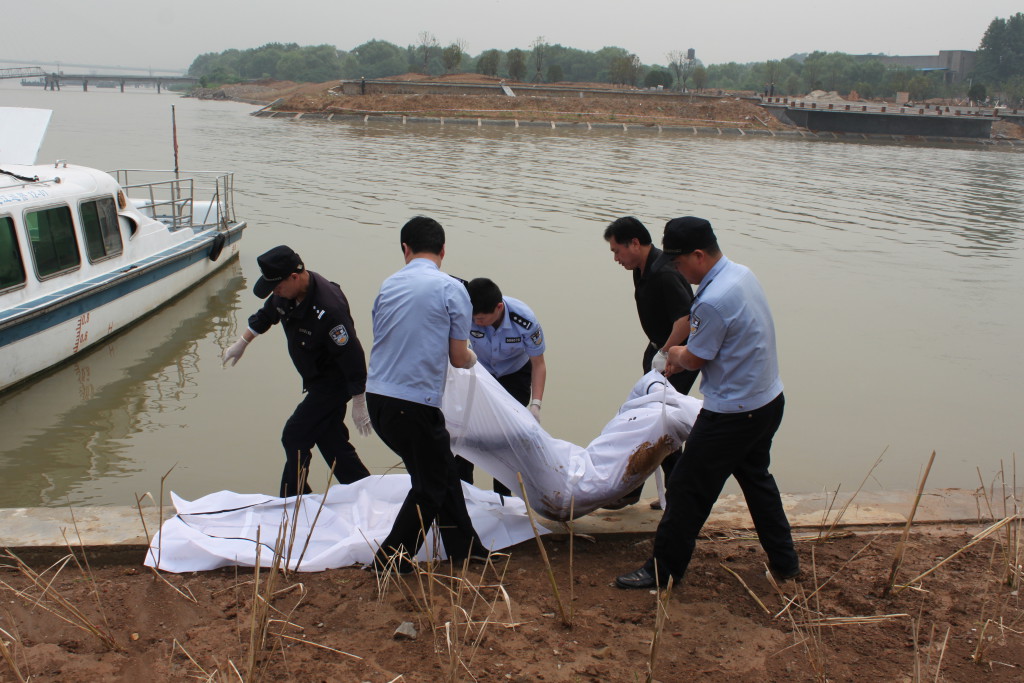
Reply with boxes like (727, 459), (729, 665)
(650, 393), (798, 583)
(280, 390), (370, 497)
(456, 360), (532, 496)
(367, 393), (483, 563)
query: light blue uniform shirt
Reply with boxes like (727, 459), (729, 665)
(686, 256), (784, 413)
(469, 296), (546, 378)
(366, 258), (471, 407)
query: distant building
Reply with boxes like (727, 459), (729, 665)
(865, 51), (976, 84)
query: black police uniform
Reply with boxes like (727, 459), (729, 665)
(248, 271), (370, 497)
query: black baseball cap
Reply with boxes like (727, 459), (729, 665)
(662, 216), (717, 255)
(253, 245), (304, 298)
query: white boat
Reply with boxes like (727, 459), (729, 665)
(0, 107), (247, 393)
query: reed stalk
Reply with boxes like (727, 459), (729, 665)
(883, 450), (936, 597)
(517, 473), (570, 627)
(818, 448), (886, 542)
(0, 624), (26, 683)
(645, 577), (673, 683)
(0, 550), (122, 652)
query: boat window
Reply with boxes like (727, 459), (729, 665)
(26, 205), (81, 277)
(81, 197), (123, 261)
(0, 216), (26, 290)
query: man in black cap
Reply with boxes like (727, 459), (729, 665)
(615, 217), (799, 590)
(223, 245), (372, 497)
(603, 216), (699, 509)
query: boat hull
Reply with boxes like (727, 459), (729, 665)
(0, 223), (245, 393)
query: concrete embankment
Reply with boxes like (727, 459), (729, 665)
(0, 487), (1001, 565)
(250, 109), (1024, 146)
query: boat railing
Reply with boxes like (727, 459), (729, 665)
(110, 169), (237, 230)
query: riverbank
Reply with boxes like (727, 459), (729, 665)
(2, 489), (1022, 681)
(193, 75), (1024, 139)
(193, 75), (790, 130)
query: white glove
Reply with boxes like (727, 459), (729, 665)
(529, 400), (541, 423)
(351, 393), (372, 437)
(463, 348), (477, 369)
(652, 349), (668, 374)
(222, 337), (248, 367)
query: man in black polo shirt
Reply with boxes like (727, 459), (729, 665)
(603, 216), (698, 508)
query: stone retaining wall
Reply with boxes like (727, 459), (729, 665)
(251, 110), (1024, 146)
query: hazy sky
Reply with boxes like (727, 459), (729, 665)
(1, 1), (1019, 73)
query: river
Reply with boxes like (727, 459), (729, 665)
(1, 81), (1021, 507)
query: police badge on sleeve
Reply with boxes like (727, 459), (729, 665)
(329, 324), (349, 346)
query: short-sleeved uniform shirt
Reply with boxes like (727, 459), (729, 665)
(366, 258), (472, 407)
(686, 257), (783, 413)
(247, 271), (366, 397)
(469, 296), (545, 378)
(634, 246), (694, 347)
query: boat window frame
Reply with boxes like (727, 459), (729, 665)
(0, 214), (27, 293)
(23, 202), (82, 281)
(79, 194), (124, 264)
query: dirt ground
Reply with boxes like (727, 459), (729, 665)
(3, 522), (1023, 682)
(196, 76), (786, 130)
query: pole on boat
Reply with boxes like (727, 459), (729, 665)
(171, 105), (180, 179)
(171, 105), (181, 226)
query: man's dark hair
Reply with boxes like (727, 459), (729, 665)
(401, 216), (445, 255)
(467, 277), (503, 314)
(603, 216), (652, 246)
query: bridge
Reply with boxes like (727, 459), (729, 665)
(2, 66), (197, 93)
(0, 66), (45, 80)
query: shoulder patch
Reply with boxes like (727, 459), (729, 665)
(509, 311), (533, 330)
(329, 324), (349, 346)
(530, 330), (543, 346)
(690, 314), (701, 336)
(470, 330), (485, 338)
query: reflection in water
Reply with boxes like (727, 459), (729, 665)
(0, 82), (1021, 505)
(0, 262), (244, 507)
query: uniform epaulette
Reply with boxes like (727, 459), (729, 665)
(509, 311), (533, 329)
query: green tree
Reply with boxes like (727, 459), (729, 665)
(692, 65), (708, 92)
(967, 81), (987, 103)
(975, 13), (1024, 83)
(907, 74), (937, 101)
(477, 49), (501, 76)
(644, 69), (672, 88)
(547, 63), (564, 82)
(531, 37), (548, 82)
(442, 42), (464, 73)
(417, 32), (438, 74)
(506, 49), (527, 81)
(609, 53), (641, 85)
(349, 40), (407, 79)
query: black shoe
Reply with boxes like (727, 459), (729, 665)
(769, 564), (801, 581)
(649, 500), (663, 511)
(615, 565), (664, 589)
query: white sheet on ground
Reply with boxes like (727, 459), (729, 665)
(146, 475), (540, 573)
(145, 370), (701, 573)
(443, 368), (702, 520)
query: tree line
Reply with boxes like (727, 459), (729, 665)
(188, 14), (1024, 104)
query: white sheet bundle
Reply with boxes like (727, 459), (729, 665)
(443, 368), (702, 520)
(145, 370), (701, 572)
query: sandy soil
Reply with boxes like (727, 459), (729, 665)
(195, 76), (784, 130)
(2, 522), (1022, 681)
